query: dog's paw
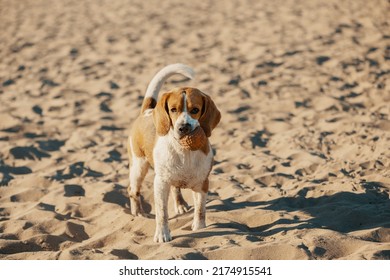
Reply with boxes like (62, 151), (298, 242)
(130, 208), (143, 217)
(130, 200), (144, 217)
(191, 220), (206, 231)
(154, 227), (172, 243)
(175, 203), (190, 215)
(140, 212), (153, 219)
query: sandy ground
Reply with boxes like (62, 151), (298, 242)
(0, 0), (390, 260)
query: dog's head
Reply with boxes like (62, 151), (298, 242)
(153, 87), (221, 140)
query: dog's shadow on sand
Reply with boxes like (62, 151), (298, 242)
(180, 181), (390, 240)
(104, 184), (153, 215)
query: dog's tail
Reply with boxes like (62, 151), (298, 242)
(141, 63), (195, 113)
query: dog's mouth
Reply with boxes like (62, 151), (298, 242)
(178, 126), (199, 139)
(177, 127), (207, 150)
(175, 124), (197, 139)
(176, 126), (202, 141)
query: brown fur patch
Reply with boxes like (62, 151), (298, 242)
(126, 136), (133, 165)
(153, 93), (171, 136)
(141, 97), (156, 113)
(200, 137), (210, 155)
(202, 178), (209, 193)
(130, 113), (156, 167)
(198, 92), (221, 137)
(164, 90), (185, 129)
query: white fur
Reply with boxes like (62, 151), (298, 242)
(154, 131), (212, 188)
(153, 130), (212, 242)
(192, 191), (207, 230)
(145, 64), (195, 101)
(143, 109), (153, 117)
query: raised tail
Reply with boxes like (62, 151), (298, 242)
(141, 64), (195, 113)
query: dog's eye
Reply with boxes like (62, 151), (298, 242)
(170, 108), (177, 113)
(190, 108), (199, 114)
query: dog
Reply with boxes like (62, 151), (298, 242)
(127, 64), (221, 242)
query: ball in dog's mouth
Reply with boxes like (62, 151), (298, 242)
(179, 126), (207, 150)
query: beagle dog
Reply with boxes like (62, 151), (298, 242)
(127, 64), (221, 242)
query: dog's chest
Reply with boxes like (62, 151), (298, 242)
(153, 136), (212, 189)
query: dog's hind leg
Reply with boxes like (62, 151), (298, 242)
(128, 139), (149, 216)
(171, 187), (189, 215)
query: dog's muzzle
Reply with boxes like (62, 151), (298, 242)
(178, 123), (193, 137)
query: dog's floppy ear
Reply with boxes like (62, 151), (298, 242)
(199, 93), (221, 137)
(153, 92), (171, 136)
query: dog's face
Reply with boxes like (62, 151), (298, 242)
(153, 87), (221, 139)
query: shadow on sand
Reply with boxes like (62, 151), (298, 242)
(180, 182), (390, 241)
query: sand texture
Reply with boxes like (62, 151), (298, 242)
(1, 0), (390, 260)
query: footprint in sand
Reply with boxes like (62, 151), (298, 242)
(110, 249), (138, 260)
(63, 222), (89, 242)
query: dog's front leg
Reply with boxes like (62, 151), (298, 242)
(153, 177), (172, 242)
(192, 179), (208, 230)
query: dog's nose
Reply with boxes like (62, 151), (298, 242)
(179, 123), (191, 135)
